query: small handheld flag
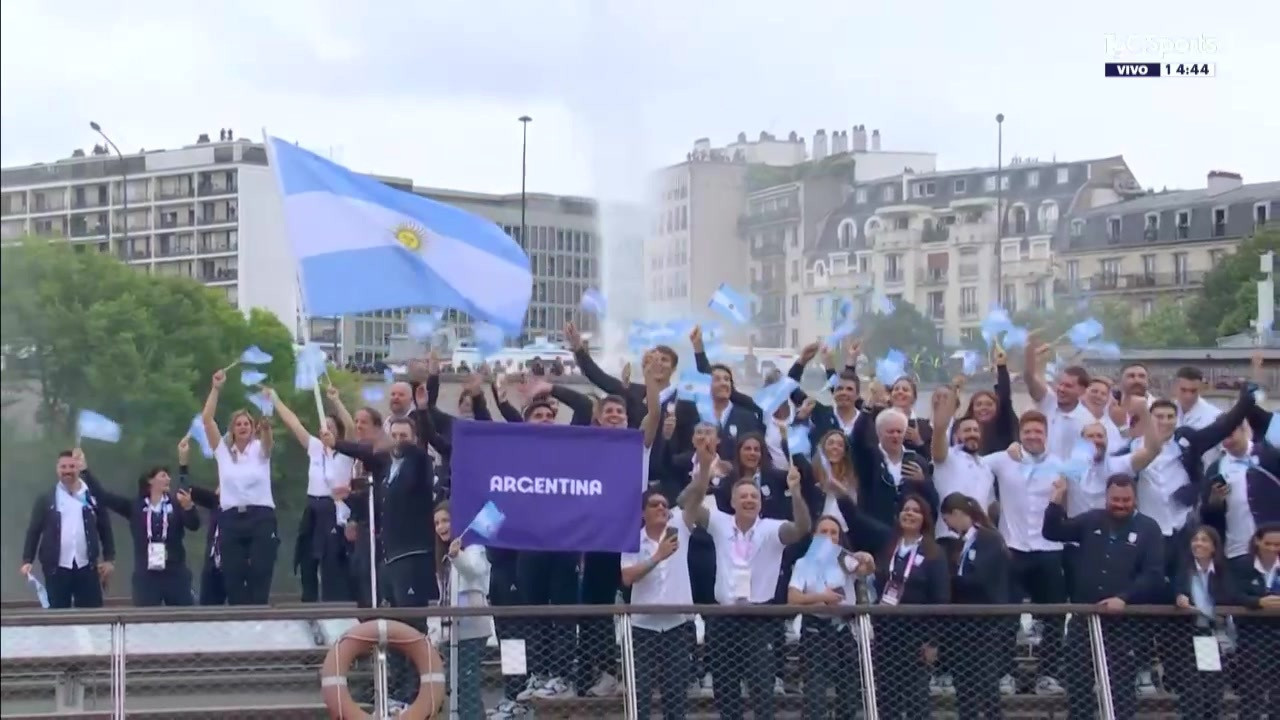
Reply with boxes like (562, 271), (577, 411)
(240, 346), (274, 365)
(580, 288), (607, 316)
(464, 501), (507, 540)
(709, 283), (752, 325)
(247, 392), (275, 417)
(188, 414), (215, 458)
(362, 387), (386, 403)
(473, 322), (506, 359)
(407, 312), (443, 342)
(240, 369), (267, 386)
(26, 574), (49, 609)
(753, 378), (799, 416)
(76, 410), (121, 444)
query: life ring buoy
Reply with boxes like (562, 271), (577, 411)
(320, 619), (446, 719)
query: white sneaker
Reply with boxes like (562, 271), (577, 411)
(1136, 669), (1158, 696)
(1035, 676), (1065, 695)
(772, 677), (787, 696)
(999, 674), (1017, 695)
(532, 676), (574, 699)
(938, 673), (956, 695)
(487, 699), (530, 719)
(587, 672), (620, 697)
(515, 675), (545, 702)
(386, 699), (409, 717)
(929, 675), (945, 696)
(690, 672), (713, 697)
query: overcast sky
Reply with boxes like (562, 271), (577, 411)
(2, 0), (1276, 200)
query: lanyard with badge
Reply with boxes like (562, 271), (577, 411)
(957, 532), (978, 577)
(145, 499), (170, 571)
(881, 544), (920, 606)
(731, 526), (755, 602)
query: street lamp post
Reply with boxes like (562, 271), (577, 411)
(518, 115), (532, 343)
(90, 121), (128, 258)
(994, 113), (1005, 308)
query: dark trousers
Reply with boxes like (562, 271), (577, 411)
(873, 618), (932, 720)
(634, 622), (695, 720)
(45, 564), (103, 609)
(575, 552), (619, 691)
(1234, 619), (1280, 720)
(132, 565), (194, 607)
(947, 616), (1004, 720)
(199, 558), (226, 605)
(516, 550), (578, 678)
(707, 614), (775, 720)
(1009, 549), (1065, 678)
(687, 541), (716, 682)
(298, 498), (353, 603)
(1063, 617), (1138, 720)
(489, 557), (527, 701)
(455, 637), (487, 719)
(384, 553), (433, 704)
(798, 618), (861, 720)
(218, 506), (278, 605)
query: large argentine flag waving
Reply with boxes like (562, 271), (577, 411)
(266, 136), (532, 335)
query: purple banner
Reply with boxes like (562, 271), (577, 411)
(450, 420), (645, 553)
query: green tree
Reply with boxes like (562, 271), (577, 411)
(0, 241), (363, 597)
(858, 300), (946, 381)
(1131, 300), (1198, 348)
(1185, 228), (1279, 344)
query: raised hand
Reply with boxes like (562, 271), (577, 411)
(212, 369), (226, 388)
(72, 447), (86, 472)
(799, 341), (821, 365)
(620, 361), (632, 387)
(175, 489), (194, 511)
(564, 322), (582, 351)
(786, 464), (802, 490)
(177, 437), (190, 465)
(1050, 477), (1068, 505)
(689, 325), (704, 353)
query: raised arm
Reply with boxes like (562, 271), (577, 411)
(334, 438), (378, 466)
(324, 385), (356, 440)
(679, 443), (717, 528)
(930, 387), (960, 464)
(991, 348), (1017, 444)
(641, 365), (663, 449)
(550, 384), (594, 426)
(777, 465), (813, 544)
(255, 414), (273, 457)
(1127, 404), (1168, 473)
(1041, 479), (1083, 543)
(268, 388), (313, 448)
(491, 379), (523, 422)
(1184, 385), (1257, 457)
(202, 369), (226, 452)
(79, 466), (132, 519)
(1022, 338), (1049, 404)
(566, 321), (629, 396)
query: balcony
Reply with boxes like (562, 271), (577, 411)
(198, 179), (239, 197)
(739, 204), (800, 228)
(874, 227), (920, 251)
(157, 215), (194, 230)
(126, 248), (152, 261)
(1057, 271), (1208, 294)
(922, 224), (950, 244)
(31, 197), (68, 213)
(959, 305), (980, 319)
(756, 307), (783, 325)
(750, 276), (782, 294)
(883, 270), (905, 285)
(917, 268), (949, 286)
(927, 305), (945, 321)
(155, 186), (195, 201)
(71, 195), (109, 210)
(199, 242), (238, 255)
(200, 268), (239, 283)
(750, 240), (785, 258)
(154, 244), (195, 258)
(69, 223), (107, 239)
(957, 264), (981, 280)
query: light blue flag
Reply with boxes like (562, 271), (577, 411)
(885, 349), (907, 367)
(1264, 412), (1280, 448)
(294, 344), (328, 391)
(800, 536), (842, 586)
(239, 345), (273, 365)
(960, 350), (982, 376)
(247, 392), (275, 417)
(383, 368), (395, 384)
(266, 136), (532, 335)
(188, 414), (215, 458)
(1084, 340), (1122, 359)
(694, 393), (718, 424)
(1066, 318), (1104, 346)
(980, 307), (1014, 346)
(677, 370), (714, 400)
(875, 357), (906, 387)
(1002, 326), (1030, 349)
(580, 288), (607, 316)
(77, 410), (121, 444)
(362, 387), (385, 403)
(753, 378), (799, 417)
(465, 500), (507, 540)
(826, 318), (857, 348)
(700, 321), (724, 343)
(785, 427), (811, 458)
(703, 340), (728, 358)
(709, 283), (752, 325)
(407, 311), (443, 342)
(825, 372), (841, 391)
(473, 322), (506, 359)
(645, 322), (681, 346)
(26, 574), (48, 609)
(240, 369), (267, 387)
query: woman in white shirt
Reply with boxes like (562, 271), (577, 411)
(270, 389), (354, 603)
(433, 502), (493, 720)
(788, 514), (874, 720)
(200, 369), (276, 605)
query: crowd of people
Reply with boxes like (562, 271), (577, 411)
(18, 323), (1280, 719)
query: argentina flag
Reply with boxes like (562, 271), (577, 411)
(265, 136), (532, 334)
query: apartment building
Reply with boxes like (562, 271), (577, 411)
(0, 133), (294, 328)
(1054, 171), (1279, 320)
(797, 155), (1142, 346)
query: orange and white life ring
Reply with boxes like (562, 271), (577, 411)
(320, 619), (446, 719)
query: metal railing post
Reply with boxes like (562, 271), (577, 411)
(1086, 613), (1117, 720)
(855, 612), (879, 720)
(373, 619), (390, 719)
(617, 613), (639, 720)
(111, 620), (126, 720)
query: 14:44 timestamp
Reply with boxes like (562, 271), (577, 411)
(1165, 62), (1215, 77)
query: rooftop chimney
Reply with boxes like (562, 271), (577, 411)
(71, 149), (86, 158)
(1206, 170), (1243, 195)
(871, 129), (881, 151)
(813, 129), (828, 161)
(832, 130), (848, 155)
(197, 133), (211, 144)
(853, 125), (867, 152)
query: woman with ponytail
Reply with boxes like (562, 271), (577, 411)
(940, 492), (1011, 720)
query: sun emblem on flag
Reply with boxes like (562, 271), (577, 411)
(393, 223), (427, 251)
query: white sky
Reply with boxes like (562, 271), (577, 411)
(2, 0), (1276, 200)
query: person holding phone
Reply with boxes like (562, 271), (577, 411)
(73, 445), (200, 606)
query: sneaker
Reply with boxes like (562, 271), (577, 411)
(1035, 676), (1065, 695)
(772, 677), (787, 696)
(1136, 669), (1158, 696)
(487, 699), (530, 719)
(999, 674), (1017, 695)
(587, 672), (620, 697)
(386, 699), (409, 717)
(532, 676), (574, 699)
(690, 672), (713, 698)
(515, 675), (545, 702)
(929, 675), (944, 696)
(938, 674), (956, 695)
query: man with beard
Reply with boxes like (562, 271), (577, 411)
(930, 387), (995, 543)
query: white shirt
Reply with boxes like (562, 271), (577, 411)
(1132, 436), (1191, 536)
(933, 447), (996, 539)
(789, 554), (862, 626)
(834, 408), (860, 437)
(622, 513), (694, 632)
(1038, 394), (1097, 460)
(880, 445), (904, 486)
(705, 507), (787, 605)
(55, 481), (90, 570)
(1219, 449), (1258, 559)
(306, 437), (354, 497)
(447, 544), (494, 641)
(1070, 453), (1135, 520)
(984, 451), (1063, 552)
(216, 439), (275, 509)
(1256, 556), (1279, 590)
